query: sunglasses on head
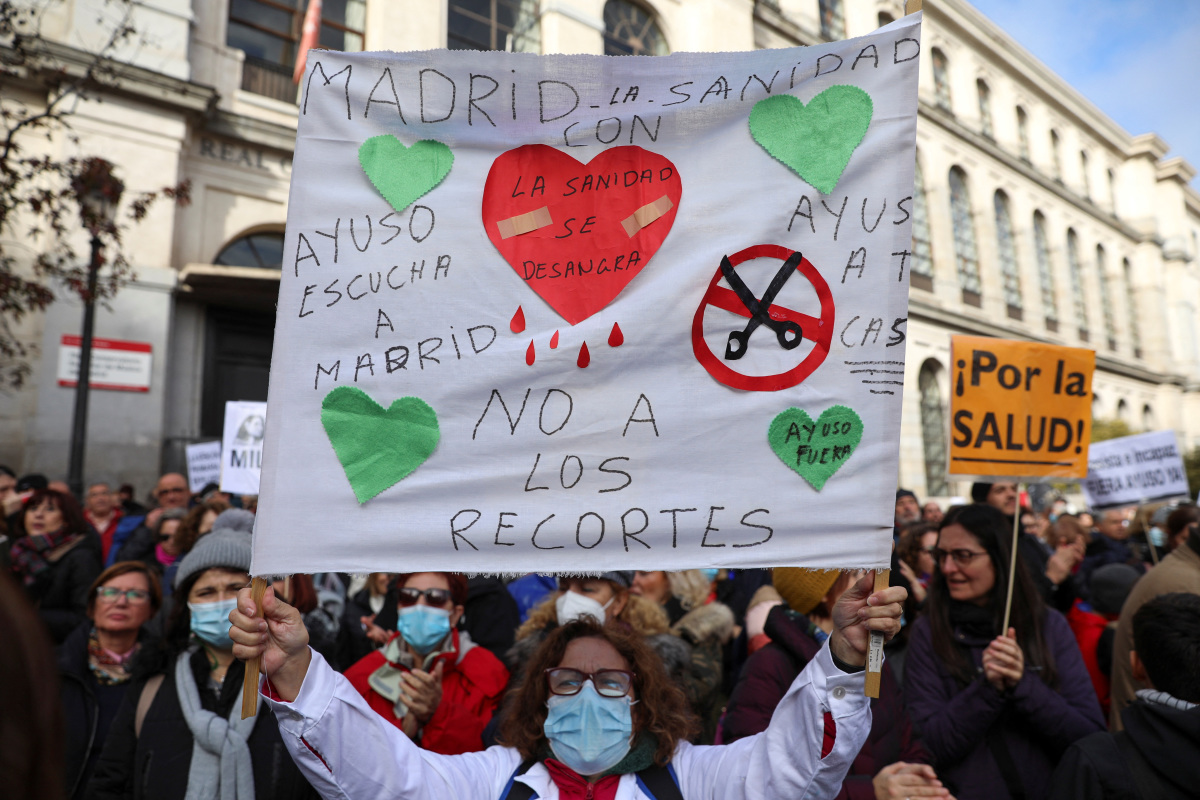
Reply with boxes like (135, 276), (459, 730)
(397, 586), (453, 607)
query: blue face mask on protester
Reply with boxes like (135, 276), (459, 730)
(397, 605), (452, 654)
(1148, 526), (1166, 548)
(700, 568), (720, 583)
(188, 598), (238, 650)
(544, 682), (634, 776)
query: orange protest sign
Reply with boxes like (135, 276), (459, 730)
(948, 336), (1095, 480)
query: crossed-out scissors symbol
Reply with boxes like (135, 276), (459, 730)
(720, 250), (806, 360)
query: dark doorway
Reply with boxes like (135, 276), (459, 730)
(200, 307), (276, 438)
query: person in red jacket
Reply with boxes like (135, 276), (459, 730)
(343, 571), (509, 754)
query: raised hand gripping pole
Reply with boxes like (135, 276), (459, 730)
(241, 576), (268, 719)
(864, 568), (890, 699)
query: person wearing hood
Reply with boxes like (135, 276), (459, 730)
(1049, 592), (1200, 799)
(343, 571), (510, 754)
(88, 526), (318, 800)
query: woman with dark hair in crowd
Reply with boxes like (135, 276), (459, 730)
(230, 573), (904, 799)
(9, 488), (103, 643)
(896, 522), (938, 606)
(89, 528), (318, 800)
(904, 503), (1105, 799)
(60, 561), (162, 799)
(343, 571), (510, 754)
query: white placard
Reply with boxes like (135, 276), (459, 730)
(1081, 430), (1190, 509)
(57, 335), (152, 392)
(185, 440), (223, 493)
(221, 401), (267, 495)
(252, 15), (921, 575)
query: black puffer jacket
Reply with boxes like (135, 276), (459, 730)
(22, 530), (103, 643)
(88, 647), (319, 800)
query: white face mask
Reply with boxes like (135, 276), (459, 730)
(556, 590), (612, 625)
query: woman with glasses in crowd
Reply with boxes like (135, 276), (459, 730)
(60, 562), (161, 799)
(342, 571), (510, 754)
(904, 504), (1105, 800)
(229, 572), (904, 800)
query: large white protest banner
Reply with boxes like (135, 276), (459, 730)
(1081, 430), (1190, 509)
(251, 14), (922, 576)
(221, 401), (267, 495)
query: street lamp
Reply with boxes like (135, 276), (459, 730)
(67, 159), (123, 499)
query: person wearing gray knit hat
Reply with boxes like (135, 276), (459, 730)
(174, 528), (253, 590)
(210, 507), (256, 536)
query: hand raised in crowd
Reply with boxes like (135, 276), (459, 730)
(829, 572), (907, 668)
(981, 627), (1024, 691)
(872, 762), (955, 800)
(360, 613), (391, 645)
(897, 559), (927, 604)
(229, 585), (312, 701)
(1044, 538), (1084, 585)
(401, 661), (445, 725)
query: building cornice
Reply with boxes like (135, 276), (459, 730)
(752, 1), (821, 48)
(204, 109), (298, 155)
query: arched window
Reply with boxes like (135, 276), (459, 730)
(1067, 229), (1088, 340)
(449, 0), (540, 52)
(1034, 211), (1057, 329)
(1124, 257), (1141, 356)
(1097, 245), (1116, 350)
(819, 0), (846, 39)
(877, 12), (894, 27)
(919, 360), (949, 496)
(911, 158), (934, 287)
(994, 191), (1021, 315)
(932, 49), (951, 112)
(603, 1), (668, 55)
(949, 167), (981, 303)
(1016, 106), (1030, 162)
(977, 80), (993, 139)
(1080, 151), (1091, 200)
(1117, 399), (1130, 424)
(214, 230), (285, 270)
(1107, 168), (1117, 215)
(1050, 129), (1063, 181)
(1142, 405), (1156, 431)
(1092, 393), (1102, 419)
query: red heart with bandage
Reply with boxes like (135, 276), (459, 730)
(482, 144), (682, 325)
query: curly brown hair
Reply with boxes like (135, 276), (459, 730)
(173, 498), (231, 555)
(498, 619), (697, 766)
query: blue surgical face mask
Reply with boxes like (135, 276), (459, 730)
(397, 605), (452, 654)
(700, 568), (720, 583)
(544, 682), (634, 776)
(1148, 526), (1166, 548)
(189, 598), (238, 650)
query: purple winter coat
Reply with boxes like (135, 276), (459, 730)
(904, 609), (1105, 800)
(723, 605), (929, 800)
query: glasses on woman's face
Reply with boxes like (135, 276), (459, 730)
(545, 667), (635, 698)
(96, 587), (150, 604)
(397, 587), (453, 607)
(932, 548), (989, 568)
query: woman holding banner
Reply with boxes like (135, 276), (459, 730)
(904, 504), (1105, 800)
(230, 573), (905, 800)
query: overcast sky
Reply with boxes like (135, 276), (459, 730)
(966, 0), (1199, 187)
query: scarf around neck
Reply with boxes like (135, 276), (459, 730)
(9, 529), (77, 586)
(367, 630), (458, 719)
(87, 628), (139, 685)
(948, 600), (996, 639)
(174, 647), (259, 800)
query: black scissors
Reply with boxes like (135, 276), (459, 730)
(722, 250), (805, 360)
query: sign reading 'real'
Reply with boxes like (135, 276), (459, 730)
(1082, 430), (1190, 509)
(252, 15), (922, 576)
(949, 335), (1095, 480)
(57, 336), (152, 392)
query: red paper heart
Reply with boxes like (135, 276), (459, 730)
(482, 144), (682, 325)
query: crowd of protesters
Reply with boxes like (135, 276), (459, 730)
(1, 463), (1198, 800)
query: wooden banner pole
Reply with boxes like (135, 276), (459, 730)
(905, 0), (923, 14)
(864, 568), (891, 698)
(241, 576), (268, 719)
(1000, 488), (1022, 635)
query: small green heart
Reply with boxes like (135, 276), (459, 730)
(358, 135), (454, 214)
(768, 405), (864, 491)
(321, 387), (440, 504)
(749, 87), (873, 194)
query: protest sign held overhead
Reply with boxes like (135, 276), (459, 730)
(221, 401), (267, 495)
(1082, 430), (1190, 509)
(948, 335), (1095, 481)
(185, 441), (223, 493)
(251, 14), (922, 577)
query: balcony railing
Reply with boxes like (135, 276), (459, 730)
(241, 56), (297, 105)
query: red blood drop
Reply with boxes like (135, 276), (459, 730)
(608, 322), (624, 347)
(511, 306), (526, 334)
(526, 340), (535, 366)
(550, 330), (559, 349)
(577, 341), (590, 368)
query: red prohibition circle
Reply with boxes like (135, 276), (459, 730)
(691, 244), (835, 392)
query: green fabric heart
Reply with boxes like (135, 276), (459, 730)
(749, 87), (873, 194)
(321, 387), (440, 504)
(768, 405), (864, 491)
(358, 135), (454, 213)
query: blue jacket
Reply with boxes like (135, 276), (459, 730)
(105, 515), (147, 567)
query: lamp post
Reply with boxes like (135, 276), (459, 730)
(66, 159), (123, 499)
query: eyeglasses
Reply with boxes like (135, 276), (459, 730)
(921, 546), (938, 554)
(397, 587), (453, 607)
(96, 587), (151, 603)
(932, 548), (989, 567)
(545, 668), (635, 698)
(158, 487), (187, 496)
